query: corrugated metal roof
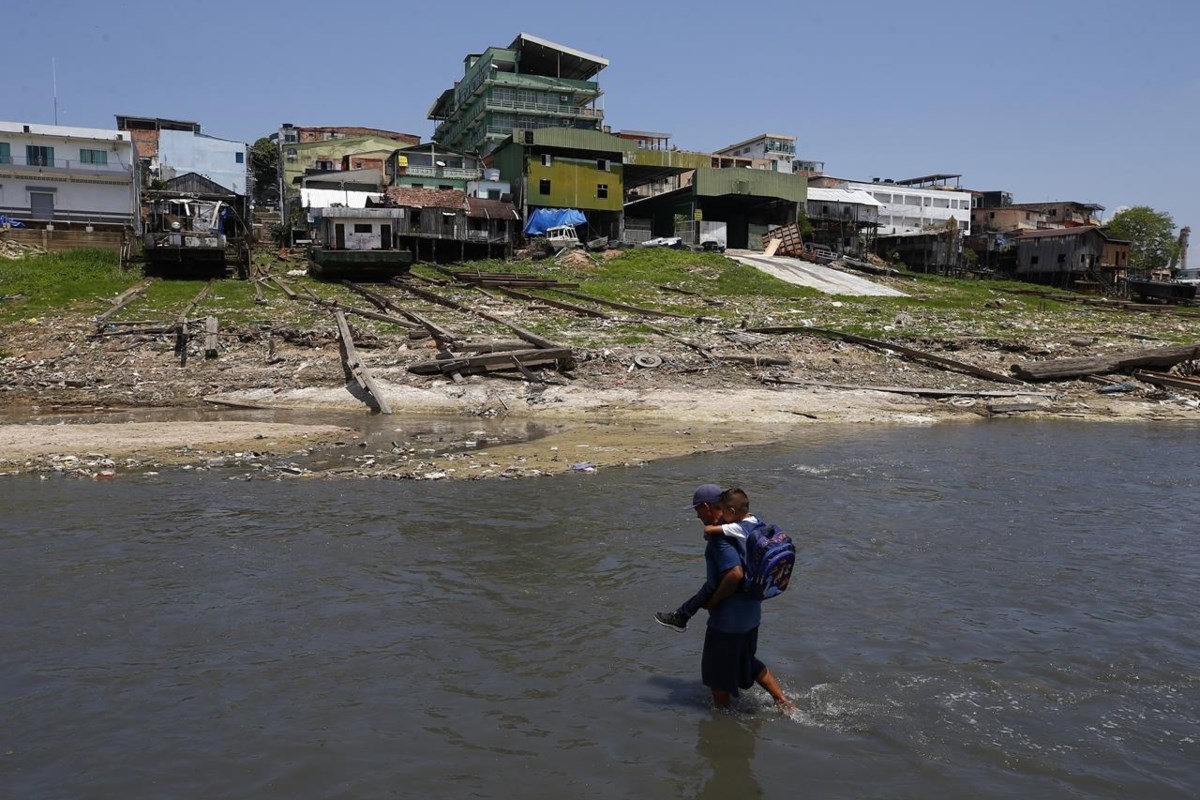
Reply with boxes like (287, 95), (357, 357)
(807, 188), (881, 207)
(383, 187), (466, 209)
(465, 196), (519, 220)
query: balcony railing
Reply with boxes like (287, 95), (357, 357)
(400, 165), (482, 180)
(486, 97), (603, 118)
(0, 155), (133, 174)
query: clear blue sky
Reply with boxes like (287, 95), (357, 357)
(5, 0), (1198, 231)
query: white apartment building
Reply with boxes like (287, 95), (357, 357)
(0, 121), (138, 227)
(715, 133), (797, 173)
(847, 179), (972, 236)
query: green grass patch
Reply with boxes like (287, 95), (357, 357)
(0, 249), (134, 321)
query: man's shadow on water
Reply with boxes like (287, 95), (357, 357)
(643, 676), (767, 798)
(695, 713), (765, 799)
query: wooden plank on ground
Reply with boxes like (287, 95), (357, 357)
(748, 325), (1024, 385)
(1011, 344), (1200, 381)
(492, 286), (612, 319)
(550, 288), (690, 319)
(393, 279), (565, 350)
(334, 309), (392, 414)
(763, 376), (1052, 398)
(95, 280), (152, 327)
(763, 238), (782, 257)
(1131, 369), (1200, 392)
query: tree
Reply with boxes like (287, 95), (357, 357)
(250, 137), (280, 204)
(1105, 206), (1179, 270)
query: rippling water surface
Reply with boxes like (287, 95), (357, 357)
(2, 420), (1197, 798)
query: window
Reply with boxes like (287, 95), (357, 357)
(541, 154), (552, 167)
(0, 143), (12, 164)
(1057, 253), (1066, 264)
(1080, 254), (1087, 263)
(79, 148), (108, 165)
(597, 183), (608, 199)
(353, 223), (373, 234)
(438, 184), (453, 190)
(235, 151), (244, 164)
(539, 179), (551, 195)
(286, 148), (297, 161)
(1030, 255), (1040, 266)
(411, 183), (424, 189)
(597, 158), (609, 171)
(26, 145), (54, 167)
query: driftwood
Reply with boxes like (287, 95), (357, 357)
(392, 280), (565, 351)
(95, 280), (152, 327)
(763, 376), (1052, 398)
(334, 310), (391, 414)
(1011, 344), (1200, 381)
(550, 288), (690, 319)
(408, 347), (574, 376)
(492, 286), (612, 319)
(1132, 370), (1200, 393)
(748, 325), (1024, 385)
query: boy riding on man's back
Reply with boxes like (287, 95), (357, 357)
(655, 487), (757, 633)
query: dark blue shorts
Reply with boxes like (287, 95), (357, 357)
(701, 625), (765, 695)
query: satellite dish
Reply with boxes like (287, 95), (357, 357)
(436, 160), (447, 167)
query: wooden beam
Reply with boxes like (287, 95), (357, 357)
(1132, 369), (1200, 392)
(95, 280), (152, 327)
(1011, 344), (1200, 381)
(408, 347), (574, 376)
(204, 316), (219, 359)
(763, 376), (1052, 398)
(748, 325), (1025, 385)
(550, 288), (691, 318)
(334, 309), (392, 414)
(392, 279), (565, 350)
(492, 286), (612, 319)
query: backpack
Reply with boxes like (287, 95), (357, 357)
(740, 521), (796, 600)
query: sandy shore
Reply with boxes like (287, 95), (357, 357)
(3, 377), (1194, 479)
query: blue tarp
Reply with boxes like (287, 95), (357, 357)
(0, 215), (25, 228)
(523, 208), (587, 236)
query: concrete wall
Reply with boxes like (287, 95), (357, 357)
(158, 129), (247, 194)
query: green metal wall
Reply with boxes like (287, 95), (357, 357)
(692, 167), (807, 204)
(527, 157), (623, 212)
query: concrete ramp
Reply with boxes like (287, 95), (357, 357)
(733, 253), (907, 297)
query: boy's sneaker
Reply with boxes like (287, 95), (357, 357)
(654, 611), (688, 632)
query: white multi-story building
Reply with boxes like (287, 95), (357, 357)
(715, 133), (797, 173)
(0, 121), (138, 228)
(847, 175), (972, 236)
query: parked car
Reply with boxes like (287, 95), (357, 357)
(802, 242), (836, 263)
(700, 240), (726, 253)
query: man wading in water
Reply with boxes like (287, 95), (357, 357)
(667, 484), (795, 711)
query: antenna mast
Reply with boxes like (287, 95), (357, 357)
(52, 57), (58, 125)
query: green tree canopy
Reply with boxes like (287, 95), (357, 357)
(250, 137), (280, 203)
(1105, 206), (1179, 270)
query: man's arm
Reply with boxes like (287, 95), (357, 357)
(702, 564), (744, 609)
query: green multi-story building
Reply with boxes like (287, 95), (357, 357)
(428, 33), (608, 157)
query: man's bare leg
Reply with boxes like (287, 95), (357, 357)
(711, 689), (733, 709)
(755, 667), (796, 711)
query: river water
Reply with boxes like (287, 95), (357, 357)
(2, 420), (1197, 799)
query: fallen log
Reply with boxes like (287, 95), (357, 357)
(392, 279), (564, 350)
(1010, 344), (1200, 381)
(748, 325), (1024, 385)
(408, 347), (574, 376)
